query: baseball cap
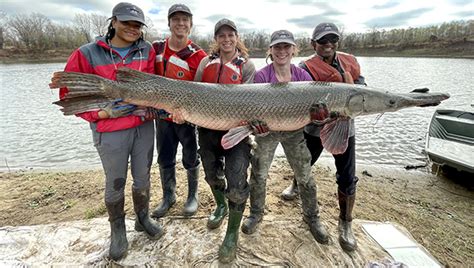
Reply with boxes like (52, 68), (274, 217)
(311, 22), (340, 41)
(214, 18), (238, 35)
(269, 30), (296, 47)
(110, 2), (146, 26)
(168, 4), (193, 18)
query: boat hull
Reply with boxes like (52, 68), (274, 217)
(425, 109), (474, 174)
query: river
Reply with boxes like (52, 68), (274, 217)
(0, 57), (472, 171)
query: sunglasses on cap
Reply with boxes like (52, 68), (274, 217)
(316, 36), (339, 45)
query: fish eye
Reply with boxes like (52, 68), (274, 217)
(389, 99), (396, 105)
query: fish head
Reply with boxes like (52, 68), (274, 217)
(347, 88), (450, 116)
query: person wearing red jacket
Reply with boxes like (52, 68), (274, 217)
(60, 2), (163, 261)
(151, 4), (207, 219)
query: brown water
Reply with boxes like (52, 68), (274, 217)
(0, 57), (472, 171)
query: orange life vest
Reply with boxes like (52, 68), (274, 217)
(153, 39), (202, 80)
(201, 54), (245, 84)
(304, 52), (360, 83)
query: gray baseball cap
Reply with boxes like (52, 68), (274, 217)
(269, 30), (296, 47)
(111, 2), (146, 26)
(311, 22), (340, 41)
(168, 4), (193, 18)
(214, 18), (238, 35)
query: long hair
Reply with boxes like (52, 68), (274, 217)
(208, 33), (249, 59)
(265, 44), (299, 64)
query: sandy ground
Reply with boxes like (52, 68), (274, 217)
(0, 157), (472, 267)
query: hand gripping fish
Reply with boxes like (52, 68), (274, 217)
(49, 67), (449, 154)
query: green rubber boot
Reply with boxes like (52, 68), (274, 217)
(207, 187), (228, 229)
(218, 203), (244, 264)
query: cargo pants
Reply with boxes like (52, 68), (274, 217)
(249, 129), (320, 219)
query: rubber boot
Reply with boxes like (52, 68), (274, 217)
(133, 188), (164, 240)
(151, 166), (176, 218)
(241, 213), (262, 235)
(183, 166), (199, 216)
(207, 187), (228, 229)
(281, 178), (299, 201)
(218, 202), (244, 264)
(105, 198), (128, 261)
(299, 182), (329, 244)
(338, 189), (357, 252)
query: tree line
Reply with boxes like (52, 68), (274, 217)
(0, 11), (473, 55)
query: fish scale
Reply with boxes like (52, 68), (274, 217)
(50, 67), (450, 133)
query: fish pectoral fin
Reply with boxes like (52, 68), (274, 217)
(320, 118), (350, 155)
(116, 67), (158, 83)
(221, 126), (253, 150)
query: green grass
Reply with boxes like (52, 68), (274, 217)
(84, 204), (106, 219)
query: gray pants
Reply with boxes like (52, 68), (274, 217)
(91, 121), (154, 203)
(249, 130), (315, 216)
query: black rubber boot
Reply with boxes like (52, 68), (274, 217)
(151, 166), (176, 218)
(105, 198), (128, 261)
(338, 189), (357, 252)
(241, 213), (262, 235)
(207, 187), (228, 229)
(133, 188), (164, 240)
(299, 182), (329, 244)
(183, 165), (199, 216)
(218, 202), (244, 264)
(281, 178), (299, 201)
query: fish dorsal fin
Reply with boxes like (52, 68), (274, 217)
(221, 126), (253, 150)
(410, 88), (429, 93)
(320, 118), (350, 155)
(116, 67), (157, 83)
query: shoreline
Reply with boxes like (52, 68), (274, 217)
(1, 49), (473, 65)
(0, 157), (472, 266)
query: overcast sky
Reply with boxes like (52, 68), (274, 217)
(2, 0), (473, 38)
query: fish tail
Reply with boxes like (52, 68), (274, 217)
(49, 72), (118, 99)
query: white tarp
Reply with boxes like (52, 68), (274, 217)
(1, 217), (407, 267)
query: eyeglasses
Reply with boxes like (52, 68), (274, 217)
(316, 36), (339, 45)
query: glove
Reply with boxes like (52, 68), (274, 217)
(156, 109), (171, 119)
(101, 99), (136, 118)
(249, 120), (270, 136)
(310, 102), (329, 121)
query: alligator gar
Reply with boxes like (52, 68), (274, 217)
(49, 67), (450, 154)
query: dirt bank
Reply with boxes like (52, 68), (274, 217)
(0, 158), (472, 266)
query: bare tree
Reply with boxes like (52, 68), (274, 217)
(7, 13), (51, 50)
(90, 13), (108, 37)
(0, 11), (6, 49)
(74, 13), (92, 43)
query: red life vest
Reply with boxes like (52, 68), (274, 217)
(153, 39), (202, 80)
(304, 52), (360, 83)
(201, 54), (245, 84)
